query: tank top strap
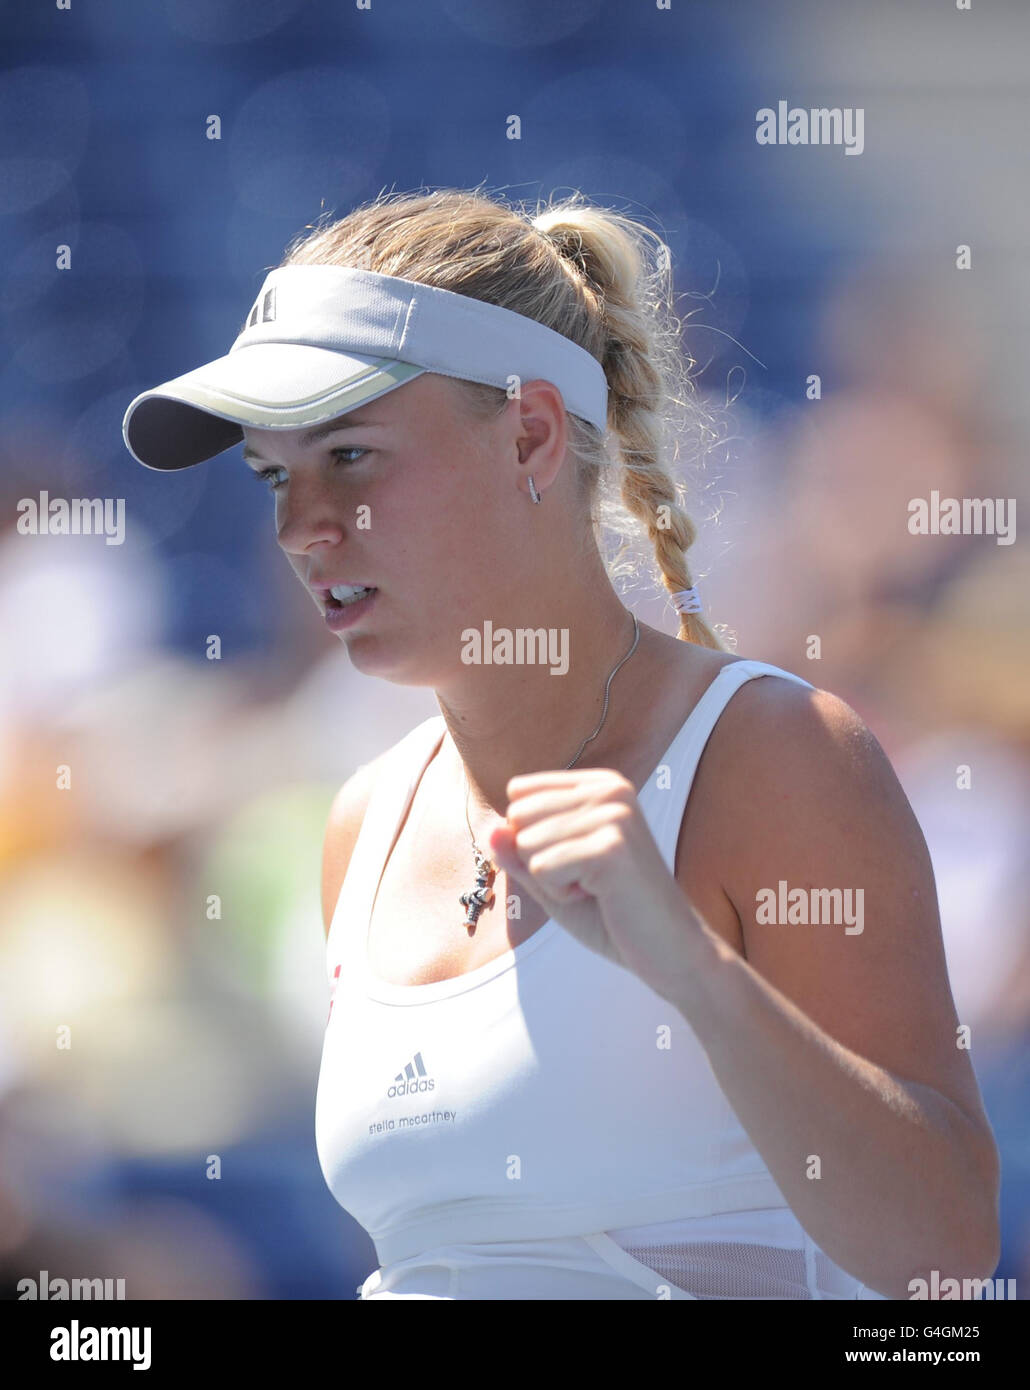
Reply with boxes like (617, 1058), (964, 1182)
(646, 659), (815, 871)
(326, 715), (446, 971)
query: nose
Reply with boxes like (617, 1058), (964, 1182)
(274, 470), (347, 557)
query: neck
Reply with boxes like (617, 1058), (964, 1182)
(434, 591), (654, 820)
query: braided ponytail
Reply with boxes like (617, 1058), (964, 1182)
(530, 200), (729, 650)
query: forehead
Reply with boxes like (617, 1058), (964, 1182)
(239, 402), (397, 462)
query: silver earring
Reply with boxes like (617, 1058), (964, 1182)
(528, 474), (542, 504)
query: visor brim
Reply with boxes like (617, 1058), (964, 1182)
(122, 342), (426, 471)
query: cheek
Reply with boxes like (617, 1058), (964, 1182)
(388, 468), (483, 537)
(377, 451), (513, 570)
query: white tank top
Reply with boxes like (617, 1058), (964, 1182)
(315, 659), (887, 1299)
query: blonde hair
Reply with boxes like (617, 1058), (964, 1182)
(279, 187), (730, 650)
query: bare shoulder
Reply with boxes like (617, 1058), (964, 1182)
(321, 749), (392, 937)
(691, 667), (922, 936)
(697, 669), (900, 832)
(684, 667), (995, 1142)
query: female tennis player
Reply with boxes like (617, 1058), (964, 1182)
(123, 187), (1000, 1300)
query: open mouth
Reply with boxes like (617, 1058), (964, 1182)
(326, 585), (377, 609)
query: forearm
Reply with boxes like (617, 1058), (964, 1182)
(662, 918), (1000, 1299)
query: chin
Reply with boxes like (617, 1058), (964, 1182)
(338, 633), (439, 689)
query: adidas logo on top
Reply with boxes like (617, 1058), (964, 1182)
(388, 1050), (435, 1098)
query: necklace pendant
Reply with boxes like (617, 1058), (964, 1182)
(459, 849), (496, 930)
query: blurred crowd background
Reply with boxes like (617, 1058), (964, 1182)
(1, 0), (1027, 1299)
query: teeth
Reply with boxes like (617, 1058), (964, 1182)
(329, 584), (373, 603)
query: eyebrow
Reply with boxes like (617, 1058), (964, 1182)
(240, 417), (383, 464)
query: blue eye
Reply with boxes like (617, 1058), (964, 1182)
(250, 447), (366, 492)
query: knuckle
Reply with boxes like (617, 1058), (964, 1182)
(602, 772), (634, 799)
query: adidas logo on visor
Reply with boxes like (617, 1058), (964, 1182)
(244, 285), (277, 329)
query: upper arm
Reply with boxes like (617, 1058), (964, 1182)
(688, 675), (994, 1146)
(321, 755), (386, 938)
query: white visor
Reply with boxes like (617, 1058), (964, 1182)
(122, 264), (610, 471)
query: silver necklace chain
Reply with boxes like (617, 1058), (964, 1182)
(461, 609), (641, 871)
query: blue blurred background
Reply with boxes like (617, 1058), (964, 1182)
(1, 0), (1027, 1298)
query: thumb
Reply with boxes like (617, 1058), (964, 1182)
(487, 824), (590, 904)
(487, 823), (525, 878)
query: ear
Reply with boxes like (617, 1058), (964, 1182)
(510, 379), (568, 499)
